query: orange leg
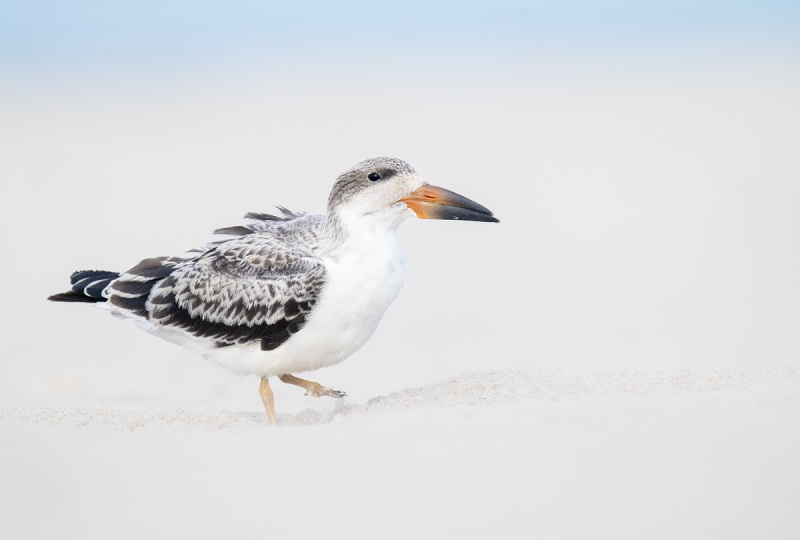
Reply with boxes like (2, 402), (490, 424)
(278, 374), (347, 398)
(258, 376), (277, 425)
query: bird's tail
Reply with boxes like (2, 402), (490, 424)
(48, 270), (121, 303)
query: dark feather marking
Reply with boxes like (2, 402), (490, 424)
(49, 269), (120, 302)
(244, 211), (290, 222)
(127, 257), (173, 278)
(70, 270), (119, 285)
(71, 270), (120, 296)
(109, 279), (156, 296)
(214, 226), (254, 236)
(109, 294), (148, 316)
(149, 291), (176, 305)
(243, 302), (262, 322)
(224, 303), (239, 319)
(261, 316), (303, 351)
(48, 291), (105, 303)
(283, 298), (300, 318)
(154, 300), (304, 349)
(83, 279), (112, 298)
(187, 297), (202, 312)
(72, 276), (98, 289)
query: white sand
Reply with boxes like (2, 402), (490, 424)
(2, 368), (799, 539)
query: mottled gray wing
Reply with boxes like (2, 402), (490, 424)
(109, 234), (325, 351)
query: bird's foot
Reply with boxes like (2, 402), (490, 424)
(307, 384), (347, 398)
(279, 374), (347, 398)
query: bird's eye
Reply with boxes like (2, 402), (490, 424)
(368, 172), (381, 182)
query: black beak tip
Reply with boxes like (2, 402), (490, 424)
(434, 205), (500, 223)
(459, 213), (499, 223)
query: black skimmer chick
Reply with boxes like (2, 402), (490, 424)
(48, 157), (499, 424)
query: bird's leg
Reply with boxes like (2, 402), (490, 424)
(258, 376), (277, 425)
(279, 374), (347, 398)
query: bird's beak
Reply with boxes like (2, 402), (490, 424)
(399, 185), (499, 223)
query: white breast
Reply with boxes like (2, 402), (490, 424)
(200, 209), (411, 377)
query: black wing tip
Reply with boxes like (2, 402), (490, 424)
(48, 291), (106, 303)
(50, 269), (119, 303)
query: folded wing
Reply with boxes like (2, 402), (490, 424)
(107, 214), (326, 352)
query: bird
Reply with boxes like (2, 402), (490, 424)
(48, 157), (499, 424)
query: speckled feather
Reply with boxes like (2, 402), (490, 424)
(106, 212), (328, 351)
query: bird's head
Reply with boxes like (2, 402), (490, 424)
(327, 157), (499, 226)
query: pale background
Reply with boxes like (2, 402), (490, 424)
(1, 2), (799, 539)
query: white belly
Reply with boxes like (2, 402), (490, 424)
(196, 223), (408, 377)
